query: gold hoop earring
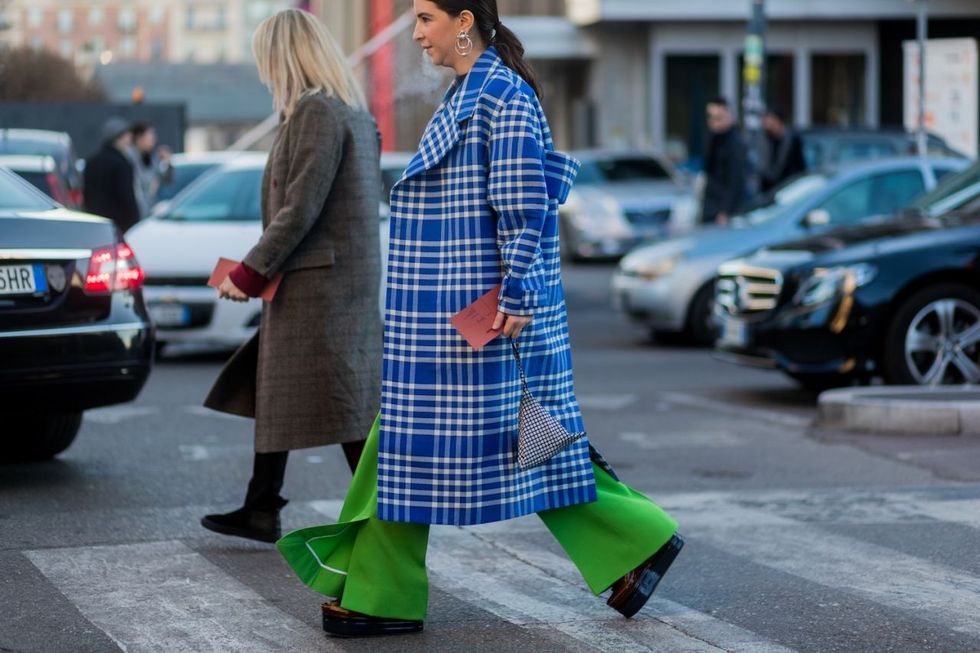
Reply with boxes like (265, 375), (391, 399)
(454, 30), (473, 57)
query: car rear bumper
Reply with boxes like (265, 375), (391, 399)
(143, 285), (259, 347)
(0, 320), (153, 412)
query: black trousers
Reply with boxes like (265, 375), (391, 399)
(244, 440), (365, 512)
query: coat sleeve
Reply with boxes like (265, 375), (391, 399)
(488, 93), (550, 316)
(243, 98), (343, 277)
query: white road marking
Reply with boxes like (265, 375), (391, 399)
(178, 445), (211, 461)
(658, 391), (812, 428)
(619, 430), (744, 450)
(309, 501), (794, 652)
(25, 540), (334, 653)
(579, 394), (638, 410)
(84, 405), (160, 424)
(182, 405), (250, 421)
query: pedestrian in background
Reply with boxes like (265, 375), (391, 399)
(276, 0), (683, 638)
(201, 8), (383, 544)
(83, 116), (141, 233)
(129, 122), (173, 218)
(701, 97), (748, 225)
(760, 107), (806, 193)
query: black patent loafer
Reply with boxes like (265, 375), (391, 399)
(321, 601), (423, 638)
(607, 533), (685, 618)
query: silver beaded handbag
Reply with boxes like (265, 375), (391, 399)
(513, 341), (587, 470)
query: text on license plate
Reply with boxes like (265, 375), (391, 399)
(150, 303), (191, 327)
(720, 316), (748, 348)
(0, 264), (46, 296)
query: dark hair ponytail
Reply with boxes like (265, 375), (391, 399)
(430, 0), (542, 99)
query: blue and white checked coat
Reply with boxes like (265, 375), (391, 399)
(379, 47), (596, 525)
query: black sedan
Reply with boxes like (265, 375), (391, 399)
(713, 164), (980, 389)
(0, 167), (154, 460)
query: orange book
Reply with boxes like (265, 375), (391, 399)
(207, 257), (283, 302)
(450, 284), (502, 351)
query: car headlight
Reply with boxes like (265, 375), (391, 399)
(625, 252), (685, 281)
(793, 263), (877, 306)
(562, 194), (631, 238)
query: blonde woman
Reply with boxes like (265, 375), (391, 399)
(202, 8), (383, 544)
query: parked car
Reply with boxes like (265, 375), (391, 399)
(0, 167), (153, 461)
(714, 162), (980, 389)
(151, 151), (245, 214)
(560, 150), (693, 260)
(127, 152), (400, 353)
(0, 154), (75, 207)
(799, 127), (965, 169)
(0, 128), (83, 207)
(612, 156), (967, 345)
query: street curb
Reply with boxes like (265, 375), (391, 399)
(817, 385), (980, 437)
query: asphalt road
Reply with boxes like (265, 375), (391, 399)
(3, 263), (980, 653)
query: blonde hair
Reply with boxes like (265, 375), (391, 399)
(252, 9), (367, 119)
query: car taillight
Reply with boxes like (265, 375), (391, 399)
(68, 188), (84, 208)
(46, 173), (69, 206)
(84, 242), (145, 294)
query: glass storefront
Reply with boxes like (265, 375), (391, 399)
(665, 55), (720, 169)
(811, 54), (867, 126)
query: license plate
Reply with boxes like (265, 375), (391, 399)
(0, 264), (46, 296)
(720, 315), (748, 348)
(150, 303), (190, 327)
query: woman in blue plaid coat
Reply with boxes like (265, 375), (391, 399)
(277, 0), (683, 637)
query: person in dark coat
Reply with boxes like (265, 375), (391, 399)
(83, 117), (141, 232)
(700, 98), (748, 225)
(200, 8), (383, 544)
(760, 108), (806, 193)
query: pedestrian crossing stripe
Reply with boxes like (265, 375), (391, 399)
(22, 486), (980, 653)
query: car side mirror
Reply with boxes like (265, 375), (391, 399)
(804, 209), (830, 228)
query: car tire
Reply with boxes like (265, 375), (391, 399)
(882, 283), (980, 386)
(685, 282), (718, 347)
(1, 413), (82, 462)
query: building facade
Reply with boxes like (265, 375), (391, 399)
(566, 0), (980, 163)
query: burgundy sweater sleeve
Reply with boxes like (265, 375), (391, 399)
(228, 262), (267, 298)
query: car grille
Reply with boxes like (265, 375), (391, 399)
(144, 275), (210, 287)
(716, 262), (783, 317)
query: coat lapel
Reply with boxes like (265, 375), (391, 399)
(396, 48), (504, 186)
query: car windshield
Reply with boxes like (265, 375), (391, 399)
(156, 162), (222, 201)
(162, 168), (262, 221)
(743, 173), (829, 225)
(575, 157), (671, 184)
(0, 169), (55, 210)
(906, 161), (980, 212)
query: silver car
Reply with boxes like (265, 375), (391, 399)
(561, 150), (693, 260)
(612, 156), (968, 345)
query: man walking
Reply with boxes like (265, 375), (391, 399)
(700, 98), (748, 225)
(760, 108), (806, 193)
(129, 122), (173, 219)
(83, 117), (141, 233)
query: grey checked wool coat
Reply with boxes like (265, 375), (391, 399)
(205, 92), (383, 453)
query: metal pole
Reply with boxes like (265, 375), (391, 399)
(916, 0), (928, 157)
(743, 0), (767, 195)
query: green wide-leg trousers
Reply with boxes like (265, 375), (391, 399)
(277, 415), (679, 621)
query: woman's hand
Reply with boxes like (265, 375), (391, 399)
(218, 276), (249, 302)
(492, 311), (532, 339)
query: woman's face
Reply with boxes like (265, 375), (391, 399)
(413, 0), (471, 69)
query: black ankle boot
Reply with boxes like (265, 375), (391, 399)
(201, 499), (288, 544)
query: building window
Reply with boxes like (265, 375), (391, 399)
(57, 8), (73, 33)
(120, 36), (137, 59)
(151, 38), (165, 60)
(89, 7), (104, 26)
(186, 7), (195, 30)
(149, 6), (165, 25)
(27, 6), (42, 28)
(118, 7), (137, 32)
(30, 36), (43, 51)
(811, 54), (866, 127)
(60, 38), (73, 58)
(665, 55), (720, 167)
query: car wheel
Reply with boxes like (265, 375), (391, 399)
(559, 216), (583, 263)
(685, 282), (718, 347)
(883, 283), (980, 386)
(1, 412), (83, 462)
